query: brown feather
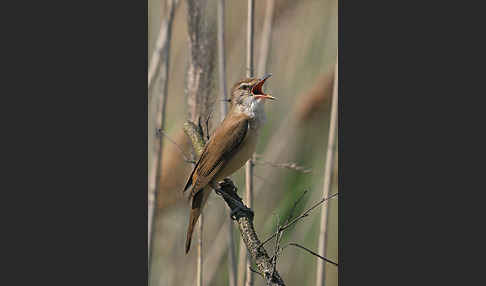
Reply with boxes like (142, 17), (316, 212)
(183, 76), (272, 254)
(189, 113), (249, 198)
(184, 112), (250, 253)
(185, 188), (203, 253)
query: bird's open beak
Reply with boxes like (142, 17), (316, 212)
(252, 73), (276, 100)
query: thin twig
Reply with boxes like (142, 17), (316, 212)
(261, 190), (338, 284)
(284, 243), (338, 267)
(316, 56), (338, 286)
(259, 193), (340, 249)
(285, 190), (308, 225)
(270, 218), (284, 286)
(156, 129), (195, 164)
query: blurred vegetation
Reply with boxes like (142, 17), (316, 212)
(148, 0), (338, 285)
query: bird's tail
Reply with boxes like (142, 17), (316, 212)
(185, 187), (208, 254)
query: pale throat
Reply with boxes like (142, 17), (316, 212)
(241, 98), (266, 130)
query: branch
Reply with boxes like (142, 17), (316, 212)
(249, 267), (264, 279)
(283, 243), (338, 267)
(183, 121), (285, 286)
(259, 192), (340, 249)
(262, 191), (338, 276)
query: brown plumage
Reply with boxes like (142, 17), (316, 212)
(184, 75), (274, 254)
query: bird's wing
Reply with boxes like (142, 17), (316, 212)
(185, 113), (249, 198)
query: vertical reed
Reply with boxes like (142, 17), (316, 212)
(315, 56), (338, 286)
(148, 0), (178, 267)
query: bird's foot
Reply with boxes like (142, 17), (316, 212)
(230, 204), (254, 220)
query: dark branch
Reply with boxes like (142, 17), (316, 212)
(283, 243), (338, 267)
(249, 267), (264, 279)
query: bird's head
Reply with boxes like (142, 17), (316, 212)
(229, 74), (275, 112)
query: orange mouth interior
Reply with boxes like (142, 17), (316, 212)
(251, 80), (266, 95)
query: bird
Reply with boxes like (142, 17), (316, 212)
(183, 74), (275, 254)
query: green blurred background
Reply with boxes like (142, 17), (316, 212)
(148, 0), (338, 285)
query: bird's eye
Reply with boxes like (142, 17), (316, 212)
(240, 84), (251, 90)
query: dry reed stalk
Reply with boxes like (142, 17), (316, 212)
(148, 0), (180, 94)
(197, 214), (203, 286)
(240, 1), (255, 285)
(257, 0), (275, 77)
(217, 1), (237, 285)
(199, 219), (231, 285)
(185, 1), (216, 285)
(148, 0), (178, 266)
(315, 57), (338, 286)
(185, 0), (216, 123)
(218, 0), (228, 118)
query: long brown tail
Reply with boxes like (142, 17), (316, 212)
(185, 189), (204, 254)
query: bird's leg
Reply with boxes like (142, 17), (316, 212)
(211, 179), (254, 220)
(230, 204), (254, 221)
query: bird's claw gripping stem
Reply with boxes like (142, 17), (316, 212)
(230, 204), (254, 220)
